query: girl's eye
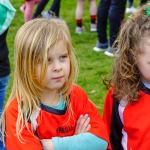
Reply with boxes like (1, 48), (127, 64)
(60, 55), (68, 61)
(48, 58), (52, 63)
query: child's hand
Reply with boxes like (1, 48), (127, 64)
(41, 139), (54, 150)
(74, 114), (91, 135)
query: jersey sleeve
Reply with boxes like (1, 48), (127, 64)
(5, 99), (42, 150)
(70, 85), (109, 144)
(52, 132), (108, 150)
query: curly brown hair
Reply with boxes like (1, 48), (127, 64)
(107, 2), (150, 102)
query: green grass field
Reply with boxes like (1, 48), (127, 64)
(6, 0), (140, 114)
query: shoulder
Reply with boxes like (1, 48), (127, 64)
(7, 98), (18, 109)
(69, 85), (97, 113)
(104, 87), (114, 103)
(107, 87), (114, 96)
(69, 84), (89, 108)
(70, 84), (87, 96)
(5, 98), (19, 116)
(104, 87), (115, 107)
(70, 84), (89, 103)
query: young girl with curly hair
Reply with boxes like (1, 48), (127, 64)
(103, 2), (150, 149)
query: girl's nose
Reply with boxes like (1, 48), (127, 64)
(53, 61), (62, 72)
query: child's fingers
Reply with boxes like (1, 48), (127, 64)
(77, 114), (89, 132)
(80, 116), (90, 133)
(74, 114), (90, 135)
(74, 114), (85, 134)
(75, 114), (83, 132)
(85, 124), (91, 132)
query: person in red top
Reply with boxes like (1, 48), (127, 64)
(1, 18), (109, 150)
(103, 2), (150, 149)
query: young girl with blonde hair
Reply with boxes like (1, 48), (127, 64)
(103, 2), (150, 149)
(1, 18), (109, 150)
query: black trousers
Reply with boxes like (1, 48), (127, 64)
(33, 0), (61, 18)
(0, 29), (10, 77)
(97, 0), (127, 47)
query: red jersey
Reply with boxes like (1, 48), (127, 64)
(103, 82), (150, 150)
(5, 85), (109, 150)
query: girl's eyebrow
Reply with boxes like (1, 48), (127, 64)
(47, 51), (68, 58)
(61, 52), (68, 55)
(58, 50), (68, 55)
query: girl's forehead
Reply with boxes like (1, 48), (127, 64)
(48, 41), (68, 56)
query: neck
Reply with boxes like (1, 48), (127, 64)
(41, 89), (60, 106)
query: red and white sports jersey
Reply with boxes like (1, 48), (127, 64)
(5, 85), (109, 150)
(103, 82), (150, 150)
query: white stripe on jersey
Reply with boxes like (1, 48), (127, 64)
(118, 99), (128, 150)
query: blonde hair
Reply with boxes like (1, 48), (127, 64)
(1, 18), (78, 141)
(107, 2), (150, 102)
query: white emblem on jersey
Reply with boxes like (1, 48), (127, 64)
(30, 108), (41, 131)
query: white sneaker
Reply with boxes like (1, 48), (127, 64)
(93, 41), (106, 52)
(104, 47), (116, 57)
(20, 5), (25, 13)
(93, 47), (105, 52)
(75, 27), (85, 34)
(126, 7), (137, 14)
(42, 11), (53, 19)
(104, 51), (114, 57)
(90, 24), (97, 32)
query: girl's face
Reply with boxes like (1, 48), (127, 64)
(137, 38), (150, 83)
(36, 40), (70, 91)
